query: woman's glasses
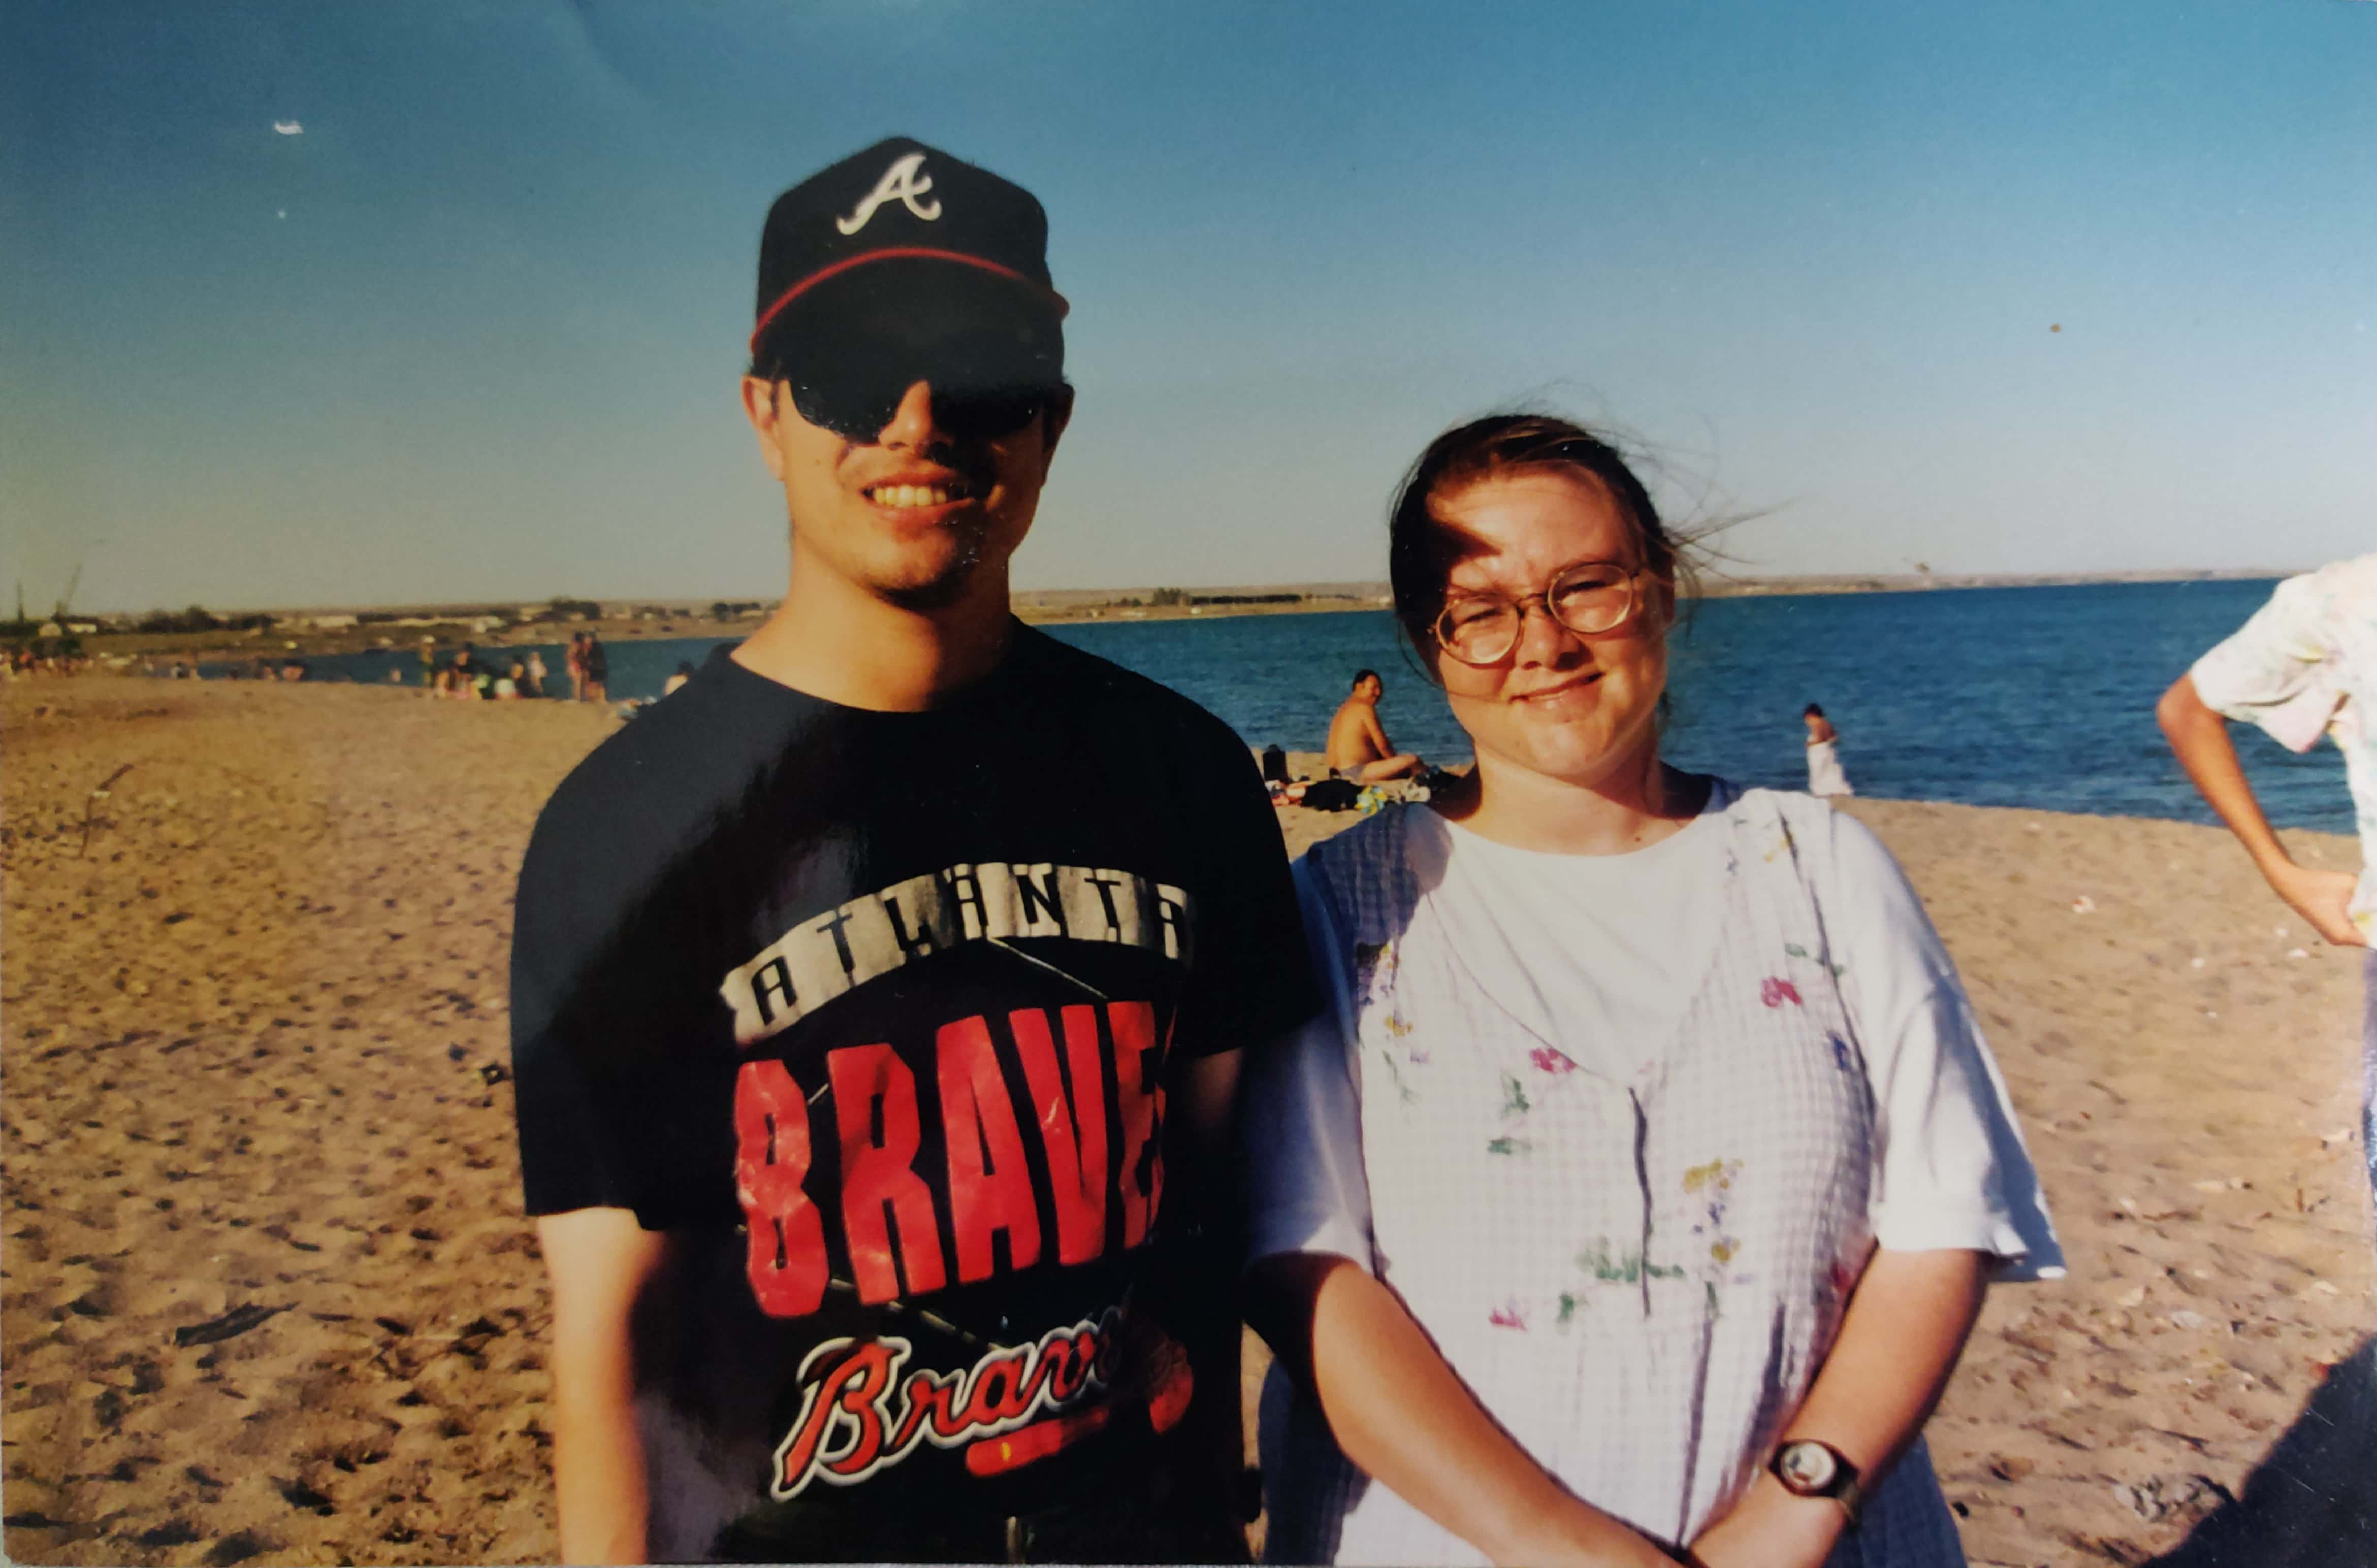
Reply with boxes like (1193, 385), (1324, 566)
(1431, 561), (1644, 666)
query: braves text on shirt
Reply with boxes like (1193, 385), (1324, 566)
(765, 1309), (1192, 1497)
(719, 863), (1194, 1047)
(732, 998), (1170, 1313)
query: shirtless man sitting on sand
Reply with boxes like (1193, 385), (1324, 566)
(1326, 668), (1424, 782)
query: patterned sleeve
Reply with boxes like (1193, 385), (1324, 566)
(1819, 810), (2067, 1281)
(1243, 857), (1377, 1271)
(2189, 570), (2347, 755)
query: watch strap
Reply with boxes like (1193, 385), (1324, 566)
(1833, 1468), (1864, 1526)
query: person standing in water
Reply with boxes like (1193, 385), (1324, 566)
(580, 632), (609, 705)
(1803, 703), (1853, 798)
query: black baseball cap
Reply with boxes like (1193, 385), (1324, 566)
(751, 137), (1067, 367)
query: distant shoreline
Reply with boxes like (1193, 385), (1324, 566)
(39, 567), (2288, 661)
(1013, 566), (2290, 624)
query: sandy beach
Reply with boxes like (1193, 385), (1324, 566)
(4, 678), (2372, 1566)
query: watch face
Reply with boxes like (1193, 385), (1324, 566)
(1776, 1442), (1839, 1494)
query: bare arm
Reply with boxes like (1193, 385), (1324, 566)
(1175, 1045), (1242, 1192)
(2157, 673), (2364, 945)
(1148, 1048), (1252, 1508)
(1246, 1254), (1678, 1567)
(1362, 707), (1396, 760)
(1688, 1248), (1987, 1568)
(538, 1207), (673, 1565)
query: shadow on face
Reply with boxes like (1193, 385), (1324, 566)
(1423, 471), (1674, 792)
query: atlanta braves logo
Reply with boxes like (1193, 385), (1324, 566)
(837, 151), (942, 235)
(771, 1312), (1120, 1497)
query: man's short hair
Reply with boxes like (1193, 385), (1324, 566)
(1352, 669), (1381, 691)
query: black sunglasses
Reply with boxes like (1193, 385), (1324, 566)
(787, 369), (1062, 444)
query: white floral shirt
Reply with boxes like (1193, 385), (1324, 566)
(1247, 790), (2060, 1565)
(2191, 554), (2377, 938)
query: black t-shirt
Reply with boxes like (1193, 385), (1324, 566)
(509, 627), (1316, 1549)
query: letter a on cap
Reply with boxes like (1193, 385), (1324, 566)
(838, 152), (943, 235)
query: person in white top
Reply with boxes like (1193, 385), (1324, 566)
(1804, 703), (1854, 798)
(2157, 553), (2377, 1227)
(1244, 414), (2061, 1568)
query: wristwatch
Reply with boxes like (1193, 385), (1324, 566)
(1769, 1439), (1863, 1524)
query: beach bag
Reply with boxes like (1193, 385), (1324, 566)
(1301, 778), (1362, 812)
(1261, 744), (1288, 783)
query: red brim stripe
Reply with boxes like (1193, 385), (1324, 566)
(749, 248), (1071, 354)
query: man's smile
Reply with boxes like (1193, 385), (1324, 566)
(858, 465), (982, 514)
(866, 482), (967, 509)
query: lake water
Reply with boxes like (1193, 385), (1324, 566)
(243, 579), (2354, 835)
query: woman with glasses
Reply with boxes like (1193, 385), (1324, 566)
(1244, 415), (2060, 1567)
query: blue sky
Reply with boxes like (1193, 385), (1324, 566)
(4, 0), (2371, 614)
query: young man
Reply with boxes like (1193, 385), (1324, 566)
(1325, 668), (1423, 782)
(508, 139), (1314, 1563)
(2158, 553), (2377, 1229)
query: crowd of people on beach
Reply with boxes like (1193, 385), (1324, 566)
(7, 649), (311, 681)
(480, 140), (2373, 1568)
(424, 641), (537, 700)
(2, 647), (94, 678)
(414, 633), (613, 703)
(8, 634), (627, 700)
